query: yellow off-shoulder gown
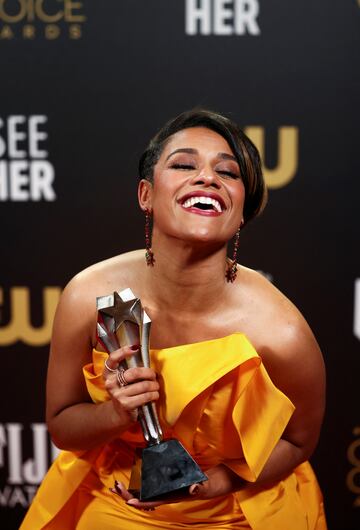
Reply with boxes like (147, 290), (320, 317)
(20, 333), (327, 529)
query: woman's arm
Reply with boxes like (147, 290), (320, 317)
(200, 302), (326, 494)
(254, 306), (326, 484)
(200, 321), (325, 496)
(46, 274), (159, 451)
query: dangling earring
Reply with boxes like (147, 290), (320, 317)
(144, 208), (155, 266)
(225, 222), (243, 283)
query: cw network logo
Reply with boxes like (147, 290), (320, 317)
(185, 0), (260, 36)
(347, 426), (360, 507)
(0, 0), (86, 40)
(0, 287), (61, 346)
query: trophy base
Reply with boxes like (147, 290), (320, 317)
(132, 439), (207, 501)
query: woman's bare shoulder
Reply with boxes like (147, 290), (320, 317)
(237, 266), (325, 413)
(236, 265), (319, 358)
(58, 250), (145, 317)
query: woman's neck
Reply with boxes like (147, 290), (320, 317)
(143, 234), (231, 315)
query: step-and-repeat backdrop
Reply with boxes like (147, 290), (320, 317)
(0, 2), (359, 529)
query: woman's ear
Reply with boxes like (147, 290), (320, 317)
(138, 179), (153, 211)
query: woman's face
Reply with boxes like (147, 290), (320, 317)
(139, 127), (245, 245)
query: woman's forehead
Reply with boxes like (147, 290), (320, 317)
(161, 126), (234, 157)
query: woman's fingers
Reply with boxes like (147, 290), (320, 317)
(103, 345), (139, 373)
(110, 384), (160, 412)
(111, 481), (163, 510)
(116, 378), (159, 396)
(121, 392), (160, 411)
(103, 355), (160, 424)
(103, 347), (158, 383)
(123, 366), (158, 383)
(112, 481), (134, 501)
(189, 482), (205, 496)
(105, 375), (159, 397)
(110, 480), (209, 510)
(102, 346), (160, 424)
(126, 497), (159, 510)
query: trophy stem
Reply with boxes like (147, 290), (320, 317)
(139, 405), (162, 445)
(96, 289), (207, 501)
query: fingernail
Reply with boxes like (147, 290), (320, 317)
(126, 499), (137, 505)
(130, 345), (139, 351)
(190, 484), (200, 495)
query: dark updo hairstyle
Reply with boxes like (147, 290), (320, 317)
(138, 109), (267, 225)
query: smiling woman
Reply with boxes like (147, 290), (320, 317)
(138, 109), (266, 225)
(138, 125), (248, 280)
(20, 109), (327, 530)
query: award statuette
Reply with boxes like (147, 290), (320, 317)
(96, 288), (207, 501)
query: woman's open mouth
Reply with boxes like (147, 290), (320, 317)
(179, 193), (225, 216)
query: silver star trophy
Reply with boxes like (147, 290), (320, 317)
(96, 288), (207, 501)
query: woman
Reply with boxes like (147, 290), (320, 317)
(21, 109), (327, 529)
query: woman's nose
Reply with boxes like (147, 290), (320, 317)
(190, 169), (221, 189)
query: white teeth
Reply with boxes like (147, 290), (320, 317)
(182, 196), (222, 212)
(210, 198), (222, 212)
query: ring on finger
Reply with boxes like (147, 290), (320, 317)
(104, 358), (118, 373)
(117, 367), (129, 387)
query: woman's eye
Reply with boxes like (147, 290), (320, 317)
(170, 163), (195, 170)
(217, 170), (240, 179)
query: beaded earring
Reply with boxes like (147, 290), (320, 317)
(225, 224), (242, 283)
(145, 208), (155, 266)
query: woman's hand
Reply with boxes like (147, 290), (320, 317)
(110, 465), (245, 511)
(103, 345), (160, 428)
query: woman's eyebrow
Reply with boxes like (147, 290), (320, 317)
(165, 149), (237, 162)
(165, 148), (197, 161)
(218, 153), (237, 162)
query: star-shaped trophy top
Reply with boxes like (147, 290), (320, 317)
(97, 291), (142, 332)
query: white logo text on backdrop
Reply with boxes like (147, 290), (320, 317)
(185, 0), (260, 36)
(0, 115), (56, 201)
(0, 423), (59, 508)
